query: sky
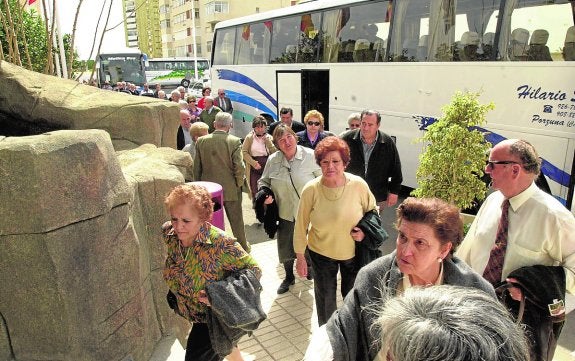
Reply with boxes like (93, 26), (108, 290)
(57, 0), (126, 60)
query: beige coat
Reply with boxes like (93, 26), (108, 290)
(242, 131), (277, 199)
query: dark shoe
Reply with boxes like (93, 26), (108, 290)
(277, 278), (295, 294)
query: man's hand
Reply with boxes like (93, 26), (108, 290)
(506, 278), (523, 301)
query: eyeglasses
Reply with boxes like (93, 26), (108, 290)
(486, 160), (518, 170)
(348, 123), (360, 129)
(307, 121), (321, 126)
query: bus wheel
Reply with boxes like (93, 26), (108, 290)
(180, 79), (190, 88)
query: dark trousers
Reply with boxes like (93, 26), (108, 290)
(185, 323), (222, 361)
(308, 248), (357, 326)
(249, 156), (268, 199)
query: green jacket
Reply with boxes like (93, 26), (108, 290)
(193, 130), (245, 201)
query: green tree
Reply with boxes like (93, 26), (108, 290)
(0, 0), (80, 74)
(411, 91), (495, 210)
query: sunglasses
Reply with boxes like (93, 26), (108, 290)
(486, 160), (518, 170)
(307, 121), (321, 126)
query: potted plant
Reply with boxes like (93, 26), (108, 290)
(412, 91), (495, 216)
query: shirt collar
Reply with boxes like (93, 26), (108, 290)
(508, 182), (537, 212)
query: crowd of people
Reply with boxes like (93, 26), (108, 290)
(161, 97), (574, 361)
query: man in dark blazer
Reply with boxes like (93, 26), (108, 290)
(193, 112), (249, 252)
(341, 109), (403, 211)
(268, 107), (306, 135)
(216, 89), (234, 114)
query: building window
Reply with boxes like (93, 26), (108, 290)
(159, 5), (169, 13)
(160, 19), (171, 29)
(206, 1), (229, 16)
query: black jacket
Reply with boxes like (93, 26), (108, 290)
(267, 120), (306, 135)
(498, 265), (566, 361)
(354, 209), (388, 271)
(254, 187), (279, 238)
(341, 129), (402, 202)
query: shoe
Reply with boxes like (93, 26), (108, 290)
(277, 278), (295, 294)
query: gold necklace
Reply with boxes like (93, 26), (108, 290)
(321, 177), (347, 201)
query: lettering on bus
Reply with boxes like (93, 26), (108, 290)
(516, 85), (569, 102)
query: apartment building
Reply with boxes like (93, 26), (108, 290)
(158, 0), (298, 59)
(122, 0), (163, 58)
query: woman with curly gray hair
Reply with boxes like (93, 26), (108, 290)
(376, 285), (530, 361)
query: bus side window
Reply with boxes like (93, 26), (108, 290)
(527, 29), (552, 61)
(482, 32), (495, 60)
(564, 26), (575, 61)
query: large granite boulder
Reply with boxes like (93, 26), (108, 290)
(0, 130), (191, 361)
(0, 60), (180, 151)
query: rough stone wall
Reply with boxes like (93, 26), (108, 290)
(0, 130), (193, 360)
(0, 60), (180, 150)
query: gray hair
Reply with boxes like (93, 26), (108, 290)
(508, 139), (541, 175)
(170, 89), (180, 97)
(375, 285), (530, 361)
(214, 112), (232, 128)
(347, 112), (361, 125)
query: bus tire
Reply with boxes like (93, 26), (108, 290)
(180, 79), (190, 88)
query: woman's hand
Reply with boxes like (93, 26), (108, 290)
(350, 227), (365, 242)
(254, 162), (262, 170)
(264, 195), (274, 205)
(198, 290), (211, 306)
(296, 253), (308, 278)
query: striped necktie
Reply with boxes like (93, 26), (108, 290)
(482, 199), (510, 285)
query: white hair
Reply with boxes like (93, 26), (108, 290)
(375, 285), (530, 361)
(214, 112), (232, 128)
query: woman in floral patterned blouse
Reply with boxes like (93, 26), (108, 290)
(163, 184), (261, 361)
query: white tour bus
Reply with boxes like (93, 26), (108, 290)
(145, 57), (211, 90)
(210, 0), (575, 209)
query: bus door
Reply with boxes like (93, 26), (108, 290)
(276, 70), (330, 129)
(302, 70), (330, 130)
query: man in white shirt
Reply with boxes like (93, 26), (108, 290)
(456, 138), (575, 359)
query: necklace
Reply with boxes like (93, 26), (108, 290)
(179, 242), (191, 260)
(320, 177), (347, 201)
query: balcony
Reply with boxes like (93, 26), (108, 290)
(204, 11), (227, 24)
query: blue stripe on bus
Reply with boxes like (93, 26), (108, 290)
(226, 90), (278, 120)
(414, 116), (571, 189)
(216, 69), (278, 108)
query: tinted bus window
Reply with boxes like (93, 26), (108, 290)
(327, 2), (390, 63)
(213, 27), (236, 65)
(505, 0), (573, 61)
(235, 22), (272, 64)
(270, 15), (304, 63)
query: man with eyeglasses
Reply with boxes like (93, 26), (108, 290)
(341, 110), (403, 214)
(457, 138), (575, 361)
(268, 107), (306, 135)
(216, 88), (234, 114)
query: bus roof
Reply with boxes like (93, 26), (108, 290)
(148, 57), (209, 61)
(214, 0), (370, 29)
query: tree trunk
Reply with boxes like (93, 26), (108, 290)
(67, 0), (83, 78)
(15, 0), (32, 70)
(2, 0), (22, 66)
(75, 0), (106, 81)
(41, 0), (53, 74)
(89, 0), (114, 83)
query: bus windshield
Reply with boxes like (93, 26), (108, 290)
(97, 53), (147, 87)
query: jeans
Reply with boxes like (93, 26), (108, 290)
(308, 248), (357, 326)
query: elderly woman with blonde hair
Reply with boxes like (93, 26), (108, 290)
(296, 109), (334, 149)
